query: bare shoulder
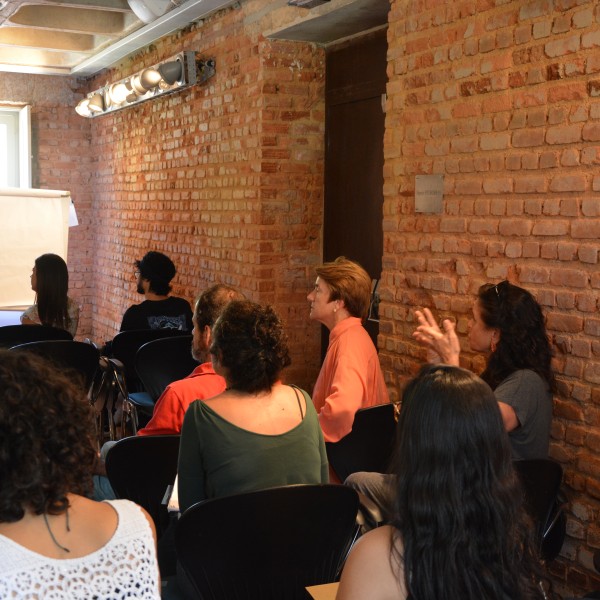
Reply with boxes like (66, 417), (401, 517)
(336, 526), (406, 600)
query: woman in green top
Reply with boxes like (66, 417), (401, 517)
(177, 300), (328, 512)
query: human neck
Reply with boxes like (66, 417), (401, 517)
(144, 292), (169, 301)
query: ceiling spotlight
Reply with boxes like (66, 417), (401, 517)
(109, 82), (132, 104)
(74, 51), (215, 118)
(88, 94), (105, 113)
(75, 98), (91, 117)
(158, 58), (183, 85)
(140, 68), (162, 89)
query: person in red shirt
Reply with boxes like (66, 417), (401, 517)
(137, 284), (244, 436)
(93, 284), (243, 500)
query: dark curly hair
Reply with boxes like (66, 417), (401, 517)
(135, 251), (176, 296)
(35, 253), (72, 332)
(209, 300), (291, 393)
(392, 364), (543, 600)
(0, 350), (97, 522)
(477, 281), (555, 392)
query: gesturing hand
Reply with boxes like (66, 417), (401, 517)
(412, 308), (461, 366)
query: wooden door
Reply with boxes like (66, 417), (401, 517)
(323, 30), (387, 352)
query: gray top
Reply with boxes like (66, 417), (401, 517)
(494, 369), (553, 460)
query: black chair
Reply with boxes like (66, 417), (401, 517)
(326, 403), (396, 483)
(10, 339), (99, 392)
(513, 458), (566, 562)
(111, 328), (188, 392)
(0, 324), (72, 348)
(175, 484), (360, 600)
(134, 334), (198, 403)
(105, 434), (180, 539)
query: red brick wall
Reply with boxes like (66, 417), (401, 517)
(0, 74), (94, 338)
(85, 4), (325, 389)
(380, 0), (600, 595)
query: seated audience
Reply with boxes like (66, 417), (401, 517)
(120, 251), (192, 331)
(93, 284), (243, 500)
(337, 364), (544, 600)
(20, 253), (79, 336)
(0, 350), (160, 599)
(346, 280), (555, 521)
(137, 283), (243, 436)
(307, 256), (389, 444)
(178, 299), (328, 512)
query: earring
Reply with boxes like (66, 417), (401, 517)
(490, 338), (497, 353)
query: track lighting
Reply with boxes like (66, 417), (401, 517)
(74, 51), (216, 118)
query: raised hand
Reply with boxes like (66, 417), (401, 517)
(412, 308), (461, 366)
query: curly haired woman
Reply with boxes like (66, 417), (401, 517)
(177, 299), (328, 512)
(0, 350), (160, 599)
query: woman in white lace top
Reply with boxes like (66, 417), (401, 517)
(0, 350), (160, 599)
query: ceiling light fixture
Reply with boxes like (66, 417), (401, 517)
(74, 51), (215, 118)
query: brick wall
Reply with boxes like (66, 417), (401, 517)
(0, 74), (93, 337)
(84, 3), (325, 389)
(380, 0), (600, 595)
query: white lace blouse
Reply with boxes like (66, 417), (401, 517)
(20, 296), (80, 337)
(0, 499), (160, 599)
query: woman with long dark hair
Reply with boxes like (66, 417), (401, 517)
(345, 280), (554, 523)
(337, 365), (543, 600)
(413, 280), (554, 459)
(20, 253), (79, 336)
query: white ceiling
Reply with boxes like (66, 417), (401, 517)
(0, 0), (389, 78)
(0, 0), (237, 77)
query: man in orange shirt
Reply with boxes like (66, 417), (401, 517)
(93, 284), (243, 500)
(137, 284), (244, 436)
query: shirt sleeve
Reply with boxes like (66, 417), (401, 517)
(178, 403), (206, 512)
(137, 385), (184, 436)
(119, 306), (135, 331)
(318, 352), (368, 443)
(21, 305), (38, 324)
(494, 371), (539, 429)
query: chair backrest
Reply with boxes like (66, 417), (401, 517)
(110, 329), (188, 391)
(10, 339), (99, 391)
(105, 434), (180, 538)
(513, 458), (566, 562)
(326, 403), (396, 482)
(0, 324), (72, 348)
(135, 335), (198, 401)
(176, 484), (359, 600)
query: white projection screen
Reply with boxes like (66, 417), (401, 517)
(0, 187), (71, 310)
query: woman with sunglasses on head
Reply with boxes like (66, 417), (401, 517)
(413, 280), (555, 460)
(337, 365), (544, 600)
(345, 281), (555, 524)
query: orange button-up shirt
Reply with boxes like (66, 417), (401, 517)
(312, 317), (389, 443)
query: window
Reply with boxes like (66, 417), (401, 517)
(0, 106), (31, 188)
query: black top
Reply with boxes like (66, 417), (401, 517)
(120, 296), (193, 332)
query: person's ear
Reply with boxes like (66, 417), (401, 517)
(202, 325), (212, 348)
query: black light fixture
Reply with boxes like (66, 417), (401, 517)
(75, 51), (215, 118)
(287, 0), (330, 7)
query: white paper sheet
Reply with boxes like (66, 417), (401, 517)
(0, 187), (71, 309)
